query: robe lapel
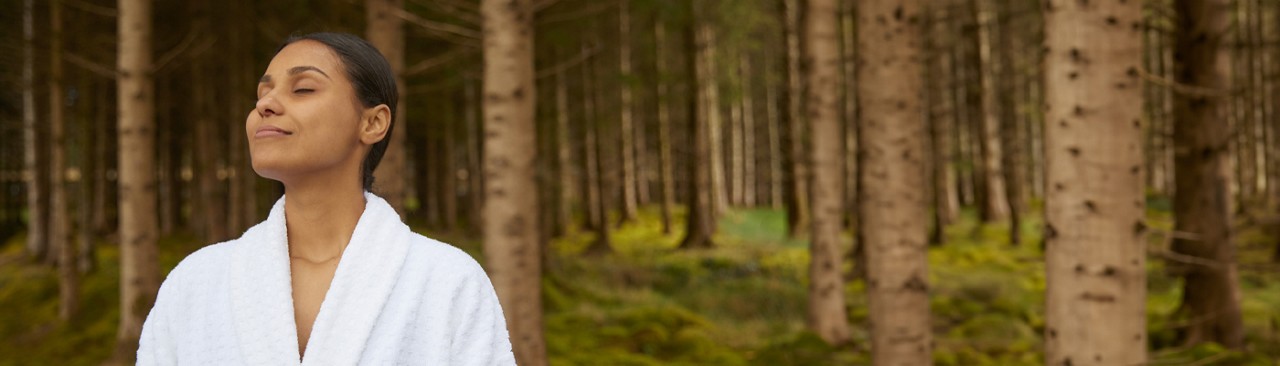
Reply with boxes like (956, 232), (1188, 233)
(301, 192), (411, 366)
(228, 197), (304, 365)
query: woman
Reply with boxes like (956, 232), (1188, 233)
(136, 32), (516, 365)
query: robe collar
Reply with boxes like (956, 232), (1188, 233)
(228, 192), (411, 365)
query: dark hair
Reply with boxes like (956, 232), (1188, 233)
(276, 32), (398, 191)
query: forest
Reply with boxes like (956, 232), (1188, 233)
(1, 0), (1280, 364)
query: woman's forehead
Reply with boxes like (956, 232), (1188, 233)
(265, 41), (344, 79)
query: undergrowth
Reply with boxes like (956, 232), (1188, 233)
(1, 197), (1278, 365)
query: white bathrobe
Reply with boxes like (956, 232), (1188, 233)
(136, 192), (516, 365)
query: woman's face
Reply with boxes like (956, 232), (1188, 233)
(248, 40), (367, 185)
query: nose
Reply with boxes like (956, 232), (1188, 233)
(255, 94), (282, 118)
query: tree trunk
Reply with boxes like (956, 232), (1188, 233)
(741, 56), (757, 207)
(115, 0), (161, 360)
(581, 41), (603, 233)
(927, 0), (961, 244)
(480, 0), (547, 364)
(766, 71), (783, 210)
(49, 0), (78, 322)
(554, 53), (576, 236)
(680, 1), (717, 249)
(730, 65), (744, 207)
(857, 0), (932, 362)
(442, 104), (459, 232)
(993, 0), (1025, 245)
(780, 0), (810, 237)
(1170, 0), (1245, 349)
(585, 45), (613, 256)
(702, 15), (728, 217)
(804, 0), (852, 346)
(972, 0), (1009, 222)
(618, 1), (638, 222)
(192, 62), (228, 244)
(466, 80), (483, 236)
(654, 20), (676, 234)
(1042, 0), (1148, 363)
(23, 0), (49, 262)
(367, 0), (408, 215)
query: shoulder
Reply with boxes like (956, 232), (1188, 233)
(403, 233), (489, 280)
(156, 238), (239, 298)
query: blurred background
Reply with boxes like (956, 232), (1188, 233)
(1, 0), (1279, 364)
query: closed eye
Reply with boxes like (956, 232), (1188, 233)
(294, 88), (315, 94)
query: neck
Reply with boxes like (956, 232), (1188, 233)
(282, 176), (366, 263)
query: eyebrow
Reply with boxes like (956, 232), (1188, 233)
(258, 66), (332, 84)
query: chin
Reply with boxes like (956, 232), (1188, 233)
(249, 153), (292, 183)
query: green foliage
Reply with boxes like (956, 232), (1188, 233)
(3, 200), (1280, 365)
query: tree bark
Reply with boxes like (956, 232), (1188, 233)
(584, 43), (613, 256)
(804, 0), (852, 346)
(992, 0), (1025, 245)
(618, 0), (638, 222)
(466, 80), (483, 236)
(1042, 0), (1148, 363)
(1170, 0), (1245, 349)
(50, 0), (78, 322)
(702, 12), (728, 217)
(367, 0), (408, 215)
(765, 70), (784, 210)
(115, 0), (161, 360)
(581, 41), (603, 233)
(857, 0), (932, 362)
(740, 56), (757, 207)
(926, 0), (961, 244)
(680, 1), (717, 249)
(554, 52), (576, 236)
(654, 20), (676, 234)
(780, 0), (810, 237)
(972, 0), (1010, 222)
(480, 0), (547, 364)
(23, 0), (49, 262)
(192, 57), (228, 244)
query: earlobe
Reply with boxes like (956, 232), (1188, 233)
(360, 105), (391, 145)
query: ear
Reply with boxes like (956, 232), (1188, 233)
(359, 104), (392, 146)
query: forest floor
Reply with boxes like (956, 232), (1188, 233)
(2, 196), (1280, 365)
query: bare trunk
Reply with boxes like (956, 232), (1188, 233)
(654, 21), (676, 234)
(618, 1), (638, 221)
(766, 72), (783, 209)
(585, 46), (613, 256)
(840, 2), (858, 231)
(804, 0), (852, 346)
(741, 56), (757, 207)
(781, 0), (810, 236)
(703, 20), (728, 216)
(23, 0), (49, 262)
(927, 1), (961, 239)
(367, 0), (408, 214)
(1171, 0), (1245, 349)
(993, 0), (1024, 245)
(50, 0), (78, 322)
(581, 41), (603, 232)
(442, 106), (458, 233)
(192, 63), (227, 244)
(1042, 0), (1148, 363)
(730, 67), (744, 207)
(115, 0), (161, 360)
(680, 1), (717, 249)
(554, 57), (576, 236)
(466, 80), (483, 236)
(857, 0), (932, 362)
(480, 0), (547, 363)
(973, 0), (1009, 222)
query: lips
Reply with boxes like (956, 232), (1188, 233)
(255, 125), (293, 138)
